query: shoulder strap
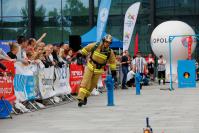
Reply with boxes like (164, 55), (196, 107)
(107, 48), (111, 60)
(91, 42), (100, 57)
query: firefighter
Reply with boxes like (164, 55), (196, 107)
(77, 34), (116, 107)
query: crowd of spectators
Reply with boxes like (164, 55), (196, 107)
(1, 33), (83, 71)
(116, 50), (166, 89)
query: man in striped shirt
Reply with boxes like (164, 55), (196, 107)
(131, 51), (147, 88)
(132, 51), (147, 74)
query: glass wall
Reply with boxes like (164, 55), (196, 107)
(0, 0), (28, 40)
(34, 0), (62, 43)
(34, 0), (90, 43)
(156, 0), (199, 59)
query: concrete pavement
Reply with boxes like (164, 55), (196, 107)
(0, 83), (199, 133)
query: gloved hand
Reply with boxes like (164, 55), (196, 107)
(76, 52), (86, 58)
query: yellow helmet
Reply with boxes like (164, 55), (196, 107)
(103, 34), (112, 43)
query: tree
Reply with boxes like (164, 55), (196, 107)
(21, 1), (46, 25)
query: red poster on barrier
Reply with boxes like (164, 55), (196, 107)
(69, 64), (84, 94)
(0, 60), (16, 103)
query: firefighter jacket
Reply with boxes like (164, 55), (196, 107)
(80, 42), (116, 74)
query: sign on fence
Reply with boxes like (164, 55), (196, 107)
(69, 64), (84, 94)
(38, 67), (55, 99)
(0, 61), (16, 103)
(54, 65), (71, 95)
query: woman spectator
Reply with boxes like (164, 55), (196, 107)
(157, 55), (166, 85)
(33, 52), (45, 69)
(147, 54), (155, 81)
(52, 44), (65, 68)
(41, 46), (55, 68)
(65, 48), (74, 64)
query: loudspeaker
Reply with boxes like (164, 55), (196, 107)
(69, 35), (81, 52)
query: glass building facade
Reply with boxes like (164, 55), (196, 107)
(0, 0), (198, 58)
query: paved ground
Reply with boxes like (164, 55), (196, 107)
(0, 83), (199, 133)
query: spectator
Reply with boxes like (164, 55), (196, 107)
(16, 35), (28, 63)
(42, 46), (55, 68)
(26, 51), (34, 64)
(132, 51), (147, 74)
(0, 48), (15, 71)
(132, 51), (148, 89)
(126, 69), (135, 87)
(27, 33), (47, 49)
(33, 52), (45, 69)
(17, 36), (27, 59)
(59, 43), (70, 57)
(147, 54), (155, 81)
(0, 48), (15, 62)
(66, 48), (74, 64)
(7, 43), (19, 60)
(157, 55), (166, 85)
(52, 44), (65, 68)
(121, 50), (130, 89)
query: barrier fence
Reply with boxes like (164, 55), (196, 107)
(0, 61), (109, 114)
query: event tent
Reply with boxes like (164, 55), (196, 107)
(81, 26), (123, 48)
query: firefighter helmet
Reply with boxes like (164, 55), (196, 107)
(103, 34), (112, 43)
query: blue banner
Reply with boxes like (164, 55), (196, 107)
(96, 0), (111, 42)
(14, 74), (36, 101)
(25, 76), (36, 101)
(14, 74), (27, 101)
(0, 40), (16, 53)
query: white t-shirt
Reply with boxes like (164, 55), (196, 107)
(126, 70), (135, 82)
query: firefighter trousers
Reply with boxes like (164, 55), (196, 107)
(77, 66), (102, 101)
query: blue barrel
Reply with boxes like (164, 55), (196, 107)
(105, 74), (115, 106)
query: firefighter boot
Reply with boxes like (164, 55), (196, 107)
(78, 97), (87, 107)
(78, 99), (84, 107)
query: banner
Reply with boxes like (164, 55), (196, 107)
(187, 36), (192, 60)
(96, 0), (111, 42)
(14, 75), (27, 102)
(69, 64), (84, 94)
(0, 61), (16, 103)
(14, 62), (36, 101)
(54, 65), (71, 95)
(134, 33), (139, 56)
(38, 67), (55, 99)
(123, 2), (141, 51)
